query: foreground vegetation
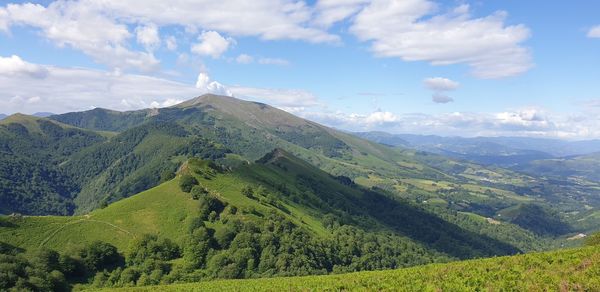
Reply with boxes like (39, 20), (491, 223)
(102, 244), (600, 291)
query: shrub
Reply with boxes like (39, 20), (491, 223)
(191, 185), (209, 200)
(585, 232), (600, 246)
(241, 186), (255, 199)
(179, 174), (199, 193)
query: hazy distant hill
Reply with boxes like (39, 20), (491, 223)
(515, 152), (600, 182)
(355, 132), (600, 165)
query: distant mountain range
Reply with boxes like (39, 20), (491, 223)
(355, 132), (600, 165)
(0, 112), (54, 120)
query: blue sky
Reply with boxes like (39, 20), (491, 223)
(1, 0), (599, 139)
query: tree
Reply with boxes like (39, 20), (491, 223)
(80, 241), (122, 272)
(179, 174), (198, 193)
(160, 170), (175, 183)
(191, 185), (208, 200)
(241, 186), (255, 199)
(127, 235), (180, 266)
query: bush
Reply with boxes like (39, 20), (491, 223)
(127, 235), (180, 266)
(585, 232), (600, 246)
(179, 174), (199, 193)
(191, 185), (209, 200)
(241, 186), (255, 199)
(160, 170), (175, 183)
(80, 241), (122, 272)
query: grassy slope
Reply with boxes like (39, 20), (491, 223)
(0, 156), (336, 252)
(0, 178), (197, 251)
(100, 245), (600, 292)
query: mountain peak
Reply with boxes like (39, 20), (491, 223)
(174, 93), (237, 108)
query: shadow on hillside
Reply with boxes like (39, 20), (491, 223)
(359, 189), (520, 259)
(242, 149), (521, 259)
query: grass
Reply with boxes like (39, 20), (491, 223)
(0, 178), (199, 251)
(95, 245), (600, 291)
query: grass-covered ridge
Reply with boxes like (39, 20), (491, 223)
(102, 245), (600, 291)
(0, 178), (197, 251)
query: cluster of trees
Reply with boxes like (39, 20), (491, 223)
(0, 241), (121, 291)
(87, 207), (448, 289)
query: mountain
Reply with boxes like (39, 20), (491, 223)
(32, 112), (55, 117)
(0, 114), (6, 120)
(1, 94), (598, 290)
(0, 114), (107, 215)
(2, 95), (594, 236)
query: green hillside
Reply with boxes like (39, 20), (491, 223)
(0, 150), (528, 258)
(2, 151), (564, 291)
(0, 178), (196, 251)
(0, 114), (107, 215)
(44, 94), (596, 238)
(102, 245), (600, 292)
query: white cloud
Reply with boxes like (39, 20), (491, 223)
(0, 56), (202, 113)
(494, 108), (550, 130)
(0, 55), (48, 78)
(0, 0), (340, 71)
(313, 0), (368, 28)
(236, 54), (254, 64)
(424, 77), (459, 104)
(191, 31), (235, 58)
(258, 57), (290, 66)
(0, 8), (9, 31)
(165, 35), (178, 51)
(424, 77), (459, 91)
(195, 72), (233, 96)
(235, 54), (290, 66)
(1, 2), (159, 72)
(135, 23), (160, 50)
(365, 111), (399, 124)
(97, 1), (338, 43)
(350, 1), (532, 78)
(432, 93), (453, 104)
(587, 25), (600, 38)
(292, 106), (600, 139)
(230, 86), (319, 109)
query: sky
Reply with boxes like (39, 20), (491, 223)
(0, 0), (599, 139)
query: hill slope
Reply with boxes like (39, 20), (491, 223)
(1, 150), (530, 258)
(103, 245), (600, 292)
(0, 114), (107, 215)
